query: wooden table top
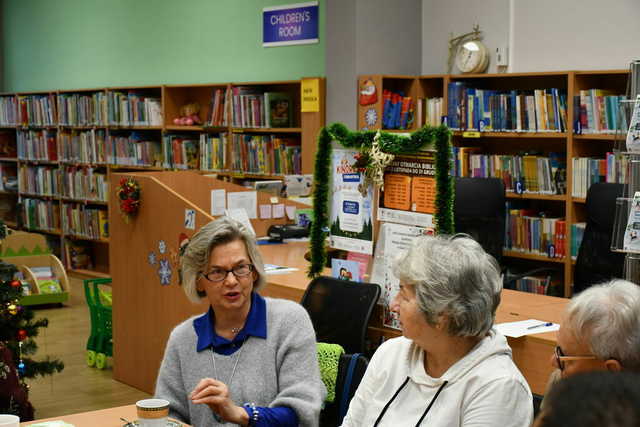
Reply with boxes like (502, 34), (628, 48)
(22, 405), (190, 426)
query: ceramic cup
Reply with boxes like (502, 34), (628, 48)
(136, 399), (169, 427)
(0, 414), (19, 427)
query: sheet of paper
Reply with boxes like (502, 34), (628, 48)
(259, 204), (272, 219)
(264, 263), (299, 275)
(225, 208), (255, 236)
(210, 189), (226, 216)
(272, 203), (285, 218)
(285, 205), (297, 220)
(227, 191), (257, 219)
(494, 319), (560, 338)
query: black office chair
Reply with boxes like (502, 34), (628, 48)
(300, 276), (380, 354)
(319, 353), (369, 427)
(573, 182), (625, 294)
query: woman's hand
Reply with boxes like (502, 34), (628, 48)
(190, 378), (249, 426)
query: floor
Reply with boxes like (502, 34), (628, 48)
(26, 277), (150, 420)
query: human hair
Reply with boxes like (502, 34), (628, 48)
(537, 372), (640, 427)
(392, 234), (502, 337)
(565, 279), (640, 370)
(180, 217), (266, 303)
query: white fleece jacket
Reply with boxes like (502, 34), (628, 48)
(340, 330), (533, 427)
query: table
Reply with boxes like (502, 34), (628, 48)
(260, 242), (567, 395)
(21, 405), (189, 427)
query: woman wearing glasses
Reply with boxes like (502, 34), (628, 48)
(155, 217), (325, 426)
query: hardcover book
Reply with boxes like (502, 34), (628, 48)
(265, 92), (292, 128)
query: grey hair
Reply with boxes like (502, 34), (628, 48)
(392, 234), (502, 338)
(566, 279), (640, 371)
(180, 217), (266, 304)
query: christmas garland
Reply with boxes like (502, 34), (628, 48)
(308, 123), (454, 278)
(117, 178), (141, 223)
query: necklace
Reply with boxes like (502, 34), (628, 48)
(210, 344), (245, 423)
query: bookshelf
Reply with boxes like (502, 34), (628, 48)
(359, 71), (628, 297)
(0, 78), (325, 278)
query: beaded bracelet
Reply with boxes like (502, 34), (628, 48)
(244, 402), (259, 426)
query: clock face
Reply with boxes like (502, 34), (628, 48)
(455, 40), (488, 74)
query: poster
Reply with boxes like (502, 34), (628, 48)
(329, 149), (374, 254)
(370, 222), (431, 329)
(378, 152), (436, 228)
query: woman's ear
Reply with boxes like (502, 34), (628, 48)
(604, 358), (622, 372)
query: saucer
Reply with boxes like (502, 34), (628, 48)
(122, 420), (182, 427)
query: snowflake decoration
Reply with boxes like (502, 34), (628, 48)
(365, 108), (378, 126)
(158, 240), (166, 254)
(148, 252), (157, 265)
(158, 259), (172, 285)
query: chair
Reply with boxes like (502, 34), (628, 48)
(573, 182), (625, 294)
(319, 353), (370, 427)
(301, 276), (380, 354)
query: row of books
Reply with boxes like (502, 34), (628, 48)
(17, 129), (58, 161)
(61, 203), (108, 240)
(571, 155), (628, 198)
(447, 82), (568, 132)
(19, 95), (57, 126)
(18, 165), (60, 196)
(452, 148), (567, 195)
(574, 90), (625, 134)
(0, 97), (18, 126)
(381, 90), (414, 130)
(231, 87), (292, 128)
(59, 129), (108, 164)
(60, 167), (108, 202)
(571, 222), (587, 259)
(510, 275), (561, 296)
(108, 133), (163, 167)
(57, 93), (106, 126)
(200, 133), (228, 171)
(229, 134), (301, 175)
(207, 88), (230, 127)
(505, 204), (567, 259)
(415, 97), (443, 128)
(22, 198), (61, 231)
(106, 92), (162, 126)
(162, 134), (199, 170)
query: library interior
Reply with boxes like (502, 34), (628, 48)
(1, 1), (640, 426)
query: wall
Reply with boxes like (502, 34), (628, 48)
(1, 0), (325, 92)
(326, 0), (421, 128)
(422, 0), (640, 74)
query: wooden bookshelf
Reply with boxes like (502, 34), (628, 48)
(0, 77), (325, 277)
(360, 70), (629, 297)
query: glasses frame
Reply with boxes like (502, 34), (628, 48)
(554, 346), (598, 371)
(201, 263), (255, 283)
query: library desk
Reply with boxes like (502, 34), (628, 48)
(259, 241), (568, 395)
(21, 404), (190, 426)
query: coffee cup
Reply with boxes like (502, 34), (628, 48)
(0, 414), (19, 427)
(136, 399), (169, 427)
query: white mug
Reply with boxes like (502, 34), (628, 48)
(136, 399), (169, 427)
(0, 414), (19, 427)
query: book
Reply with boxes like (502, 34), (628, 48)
(98, 210), (109, 238)
(265, 92), (292, 128)
(37, 278), (62, 294)
(331, 258), (361, 282)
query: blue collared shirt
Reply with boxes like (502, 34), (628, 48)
(192, 292), (298, 426)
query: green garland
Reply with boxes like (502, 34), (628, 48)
(308, 123), (454, 278)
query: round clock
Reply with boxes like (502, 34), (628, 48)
(455, 40), (489, 74)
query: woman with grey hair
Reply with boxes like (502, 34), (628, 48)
(155, 217), (325, 426)
(341, 234), (532, 427)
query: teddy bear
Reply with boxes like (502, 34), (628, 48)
(173, 102), (202, 126)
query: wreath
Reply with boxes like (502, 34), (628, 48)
(117, 178), (141, 223)
(308, 123), (454, 278)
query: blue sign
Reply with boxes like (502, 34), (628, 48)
(342, 173), (361, 183)
(343, 200), (360, 215)
(263, 2), (319, 47)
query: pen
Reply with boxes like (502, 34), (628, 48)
(527, 322), (553, 330)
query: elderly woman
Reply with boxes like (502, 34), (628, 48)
(341, 234), (532, 427)
(155, 217), (325, 426)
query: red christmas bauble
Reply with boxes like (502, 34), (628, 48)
(17, 329), (27, 341)
(10, 280), (20, 288)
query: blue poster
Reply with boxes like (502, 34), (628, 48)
(263, 2), (319, 47)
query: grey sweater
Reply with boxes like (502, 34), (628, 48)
(155, 297), (325, 426)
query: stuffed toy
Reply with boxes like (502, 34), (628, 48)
(173, 102), (202, 126)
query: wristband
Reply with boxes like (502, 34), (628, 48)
(244, 402), (259, 426)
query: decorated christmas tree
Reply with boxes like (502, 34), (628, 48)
(0, 224), (64, 420)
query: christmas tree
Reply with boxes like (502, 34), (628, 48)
(0, 224), (64, 420)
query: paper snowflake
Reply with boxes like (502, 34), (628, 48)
(148, 252), (157, 265)
(365, 108), (378, 126)
(158, 259), (172, 285)
(158, 240), (166, 254)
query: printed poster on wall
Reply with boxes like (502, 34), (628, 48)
(370, 222), (431, 330)
(329, 149), (374, 254)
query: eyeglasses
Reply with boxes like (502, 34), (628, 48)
(554, 346), (597, 371)
(201, 264), (254, 282)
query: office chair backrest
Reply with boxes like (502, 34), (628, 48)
(574, 182), (625, 294)
(454, 177), (506, 264)
(301, 276), (380, 354)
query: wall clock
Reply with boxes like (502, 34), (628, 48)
(455, 40), (489, 74)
